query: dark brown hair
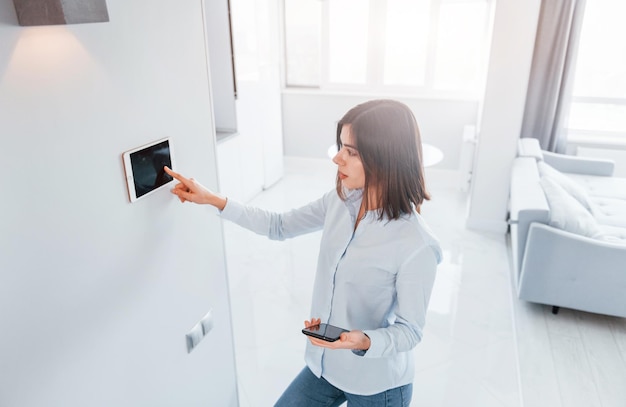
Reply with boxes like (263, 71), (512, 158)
(335, 99), (430, 219)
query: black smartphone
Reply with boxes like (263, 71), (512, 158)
(302, 323), (349, 342)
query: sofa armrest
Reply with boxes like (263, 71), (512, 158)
(542, 151), (615, 176)
(519, 222), (626, 317)
(517, 138), (544, 160)
(509, 157), (550, 275)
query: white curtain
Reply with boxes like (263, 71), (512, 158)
(520, 0), (586, 153)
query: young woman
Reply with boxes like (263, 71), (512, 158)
(164, 99), (442, 407)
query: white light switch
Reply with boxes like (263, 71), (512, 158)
(185, 308), (214, 353)
(185, 321), (204, 353)
(200, 309), (214, 336)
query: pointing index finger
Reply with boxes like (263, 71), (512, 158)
(164, 166), (192, 186)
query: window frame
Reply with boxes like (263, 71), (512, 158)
(281, 0), (493, 100)
(563, 0), (626, 145)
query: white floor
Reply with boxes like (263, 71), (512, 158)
(222, 157), (626, 407)
(511, 273), (626, 407)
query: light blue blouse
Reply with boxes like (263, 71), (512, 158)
(219, 188), (442, 395)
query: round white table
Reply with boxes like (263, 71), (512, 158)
(327, 143), (443, 167)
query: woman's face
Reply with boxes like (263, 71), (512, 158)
(333, 125), (366, 190)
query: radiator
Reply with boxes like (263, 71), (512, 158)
(459, 125), (477, 191)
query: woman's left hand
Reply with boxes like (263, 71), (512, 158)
(304, 319), (370, 351)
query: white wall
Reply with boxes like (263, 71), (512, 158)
(205, 0), (238, 132)
(467, 0), (541, 232)
(281, 91), (479, 172)
(216, 0), (284, 202)
(0, 1), (238, 406)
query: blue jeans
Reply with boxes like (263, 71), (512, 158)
(274, 367), (413, 407)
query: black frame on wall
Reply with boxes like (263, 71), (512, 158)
(13, 0), (109, 26)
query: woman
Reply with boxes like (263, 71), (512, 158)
(164, 99), (442, 406)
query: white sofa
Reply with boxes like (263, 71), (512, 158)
(509, 138), (626, 317)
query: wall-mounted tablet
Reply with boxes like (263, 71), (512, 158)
(122, 138), (174, 203)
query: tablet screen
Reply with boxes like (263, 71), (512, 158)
(129, 139), (173, 199)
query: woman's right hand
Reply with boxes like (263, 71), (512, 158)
(163, 166), (227, 210)
(304, 318), (321, 328)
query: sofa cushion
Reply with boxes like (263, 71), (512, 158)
(567, 173), (626, 200)
(540, 176), (600, 237)
(537, 161), (592, 210)
(594, 224), (626, 244)
(588, 197), (626, 228)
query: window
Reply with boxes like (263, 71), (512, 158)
(566, 0), (626, 141)
(283, 0), (321, 86)
(328, 0), (369, 84)
(283, 0), (492, 97)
